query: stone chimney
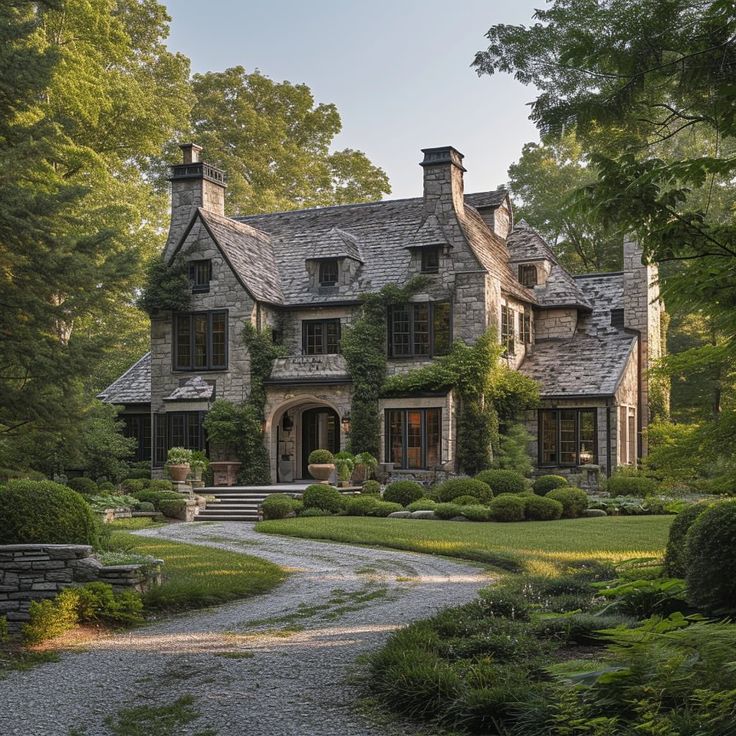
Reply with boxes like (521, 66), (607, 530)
(623, 236), (665, 454)
(165, 143), (226, 253)
(420, 146), (466, 219)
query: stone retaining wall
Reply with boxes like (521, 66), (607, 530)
(0, 544), (162, 632)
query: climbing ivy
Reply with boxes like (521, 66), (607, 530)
(341, 277), (428, 456)
(137, 255), (192, 316)
(243, 323), (287, 420)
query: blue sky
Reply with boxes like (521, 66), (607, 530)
(167, 0), (542, 199)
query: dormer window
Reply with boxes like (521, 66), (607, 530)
(189, 259), (212, 293)
(420, 247), (440, 274)
(518, 264), (538, 287)
(319, 259), (339, 286)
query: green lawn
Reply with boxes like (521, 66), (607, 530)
(109, 522), (287, 611)
(255, 516), (673, 573)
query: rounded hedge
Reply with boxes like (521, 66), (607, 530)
(523, 494), (563, 521)
(344, 495), (381, 516)
(383, 480), (425, 507)
(362, 480), (381, 495)
(407, 499), (437, 512)
(149, 479), (173, 492)
(302, 484), (345, 513)
(685, 501), (736, 614)
(0, 480), (99, 546)
(663, 502), (714, 577)
(308, 449), (334, 464)
(488, 495), (526, 522)
(158, 498), (186, 518)
(546, 487), (589, 518)
(134, 501), (155, 512)
(475, 469), (527, 495)
(532, 475), (569, 496)
(606, 470), (658, 497)
(261, 494), (298, 520)
(67, 477), (98, 495)
(459, 504), (492, 522)
(434, 503), (466, 520)
(453, 495), (480, 506)
(119, 478), (149, 494)
(367, 501), (404, 517)
(436, 478), (493, 504)
(132, 490), (183, 509)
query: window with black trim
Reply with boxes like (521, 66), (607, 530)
(385, 408), (441, 469)
(122, 414), (151, 463)
(519, 309), (532, 344)
(153, 411), (206, 467)
(518, 264), (538, 287)
(388, 302), (451, 357)
(303, 319), (341, 355)
(318, 259), (339, 286)
(501, 305), (515, 355)
(610, 308), (625, 328)
(420, 247), (440, 274)
(189, 260), (212, 293)
(539, 408), (597, 466)
(174, 311), (228, 370)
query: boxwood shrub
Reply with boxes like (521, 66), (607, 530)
(436, 478), (493, 504)
(546, 487), (589, 518)
(367, 501), (404, 517)
(452, 495), (480, 506)
(664, 502), (714, 578)
(67, 477), (98, 495)
(261, 494), (299, 520)
(383, 480), (424, 507)
(0, 480), (99, 547)
(158, 498), (186, 519)
(132, 489), (183, 510)
(685, 501), (736, 614)
(488, 495), (526, 522)
(434, 503), (466, 520)
(345, 495), (382, 516)
(460, 505), (492, 522)
(606, 468), (658, 496)
(362, 480), (381, 494)
(302, 484), (345, 513)
(532, 474), (569, 495)
(407, 499), (438, 512)
(475, 469), (527, 495)
(119, 478), (150, 494)
(523, 494), (563, 521)
(308, 449), (334, 464)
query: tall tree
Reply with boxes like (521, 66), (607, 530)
(181, 67), (391, 215)
(507, 131), (622, 272)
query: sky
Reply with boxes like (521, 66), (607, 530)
(166, 0), (543, 199)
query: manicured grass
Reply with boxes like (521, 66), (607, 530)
(256, 516), (673, 572)
(109, 526), (287, 611)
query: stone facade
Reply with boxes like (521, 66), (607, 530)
(0, 544), (161, 632)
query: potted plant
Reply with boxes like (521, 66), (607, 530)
(190, 450), (209, 483)
(166, 447), (192, 483)
(353, 452), (378, 484)
(307, 449), (335, 484)
(334, 455), (355, 488)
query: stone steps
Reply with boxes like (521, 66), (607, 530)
(194, 486), (307, 522)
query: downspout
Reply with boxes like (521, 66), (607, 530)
(605, 400), (612, 478)
(624, 327), (643, 464)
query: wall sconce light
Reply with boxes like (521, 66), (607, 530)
(282, 414), (293, 431)
(341, 414), (351, 434)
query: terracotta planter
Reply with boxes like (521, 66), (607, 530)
(308, 463), (335, 484)
(167, 463), (190, 483)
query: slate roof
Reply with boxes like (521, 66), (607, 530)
(236, 191), (535, 305)
(164, 376), (214, 401)
(519, 271), (636, 397)
(309, 227), (364, 262)
(97, 353), (151, 404)
(506, 219), (557, 262)
(405, 214), (451, 248)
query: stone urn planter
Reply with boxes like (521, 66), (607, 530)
(308, 463), (335, 484)
(167, 464), (190, 483)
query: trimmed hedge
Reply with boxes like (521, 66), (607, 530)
(459, 504), (492, 522)
(664, 502), (714, 578)
(488, 495), (526, 522)
(685, 502), (736, 614)
(407, 499), (438, 512)
(362, 480), (381, 494)
(453, 495), (480, 506)
(367, 501), (404, 517)
(261, 494), (299, 520)
(0, 480), (99, 547)
(67, 477), (98, 495)
(383, 480), (424, 507)
(345, 495), (382, 516)
(158, 499), (186, 519)
(302, 484), (345, 513)
(132, 489), (183, 510)
(523, 494), (563, 521)
(532, 475), (569, 495)
(434, 503), (466, 520)
(436, 478), (493, 504)
(546, 487), (589, 518)
(607, 469), (658, 497)
(308, 449), (334, 464)
(475, 469), (527, 495)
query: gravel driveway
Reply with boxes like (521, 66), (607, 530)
(0, 522), (491, 736)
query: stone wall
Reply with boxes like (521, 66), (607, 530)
(534, 308), (578, 340)
(0, 544), (161, 632)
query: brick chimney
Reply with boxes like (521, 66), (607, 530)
(420, 146), (466, 219)
(165, 143), (226, 254)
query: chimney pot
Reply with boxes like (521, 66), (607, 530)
(180, 143), (203, 165)
(420, 145), (466, 216)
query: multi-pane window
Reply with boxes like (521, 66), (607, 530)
(122, 414), (151, 463)
(153, 411), (206, 467)
(539, 409), (597, 466)
(174, 311), (227, 370)
(420, 247), (440, 274)
(518, 264), (538, 287)
(189, 260), (212, 292)
(519, 309), (532, 344)
(501, 305), (515, 355)
(388, 302), (451, 357)
(318, 259), (339, 286)
(385, 408), (441, 470)
(303, 319), (341, 355)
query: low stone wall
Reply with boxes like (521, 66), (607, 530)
(0, 544), (162, 632)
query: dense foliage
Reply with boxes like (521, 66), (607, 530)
(302, 485), (346, 514)
(436, 478), (494, 505)
(383, 481), (425, 507)
(663, 501), (714, 578)
(546, 486), (589, 518)
(533, 475), (569, 496)
(474, 469), (527, 495)
(488, 494), (526, 522)
(523, 494), (563, 521)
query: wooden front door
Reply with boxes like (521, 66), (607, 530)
(301, 407), (340, 479)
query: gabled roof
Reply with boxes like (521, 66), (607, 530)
(464, 190), (509, 210)
(405, 214), (451, 248)
(308, 227), (364, 262)
(506, 219), (557, 263)
(164, 376), (214, 402)
(97, 353), (151, 405)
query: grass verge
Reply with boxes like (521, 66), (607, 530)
(255, 516), (672, 573)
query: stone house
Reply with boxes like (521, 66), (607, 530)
(99, 143), (665, 482)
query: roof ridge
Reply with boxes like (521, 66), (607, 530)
(573, 271), (624, 279)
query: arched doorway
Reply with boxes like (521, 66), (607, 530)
(300, 407), (340, 479)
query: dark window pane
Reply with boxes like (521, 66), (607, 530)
(170, 414), (186, 448)
(579, 411), (596, 464)
(325, 320), (340, 353)
(421, 247), (439, 273)
(154, 413), (167, 466)
(518, 264), (538, 287)
(560, 410), (577, 464)
(175, 315), (191, 369)
(190, 260), (212, 292)
(387, 410), (404, 467)
(432, 303), (451, 355)
(319, 259), (338, 285)
(426, 409), (441, 468)
(406, 410), (423, 469)
(193, 314), (208, 368)
(303, 319), (340, 355)
(211, 312), (226, 367)
(413, 303), (430, 356)
(501, 306), (515, 355)
(390, 306), (411, 357)
(541, 410), (557, 465)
